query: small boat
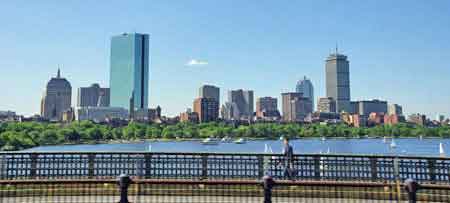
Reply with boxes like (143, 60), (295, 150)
(279, 136), (284, 141)
(202, 138), (219, 145)
(383, 137), (387, 143)
(221, 136), (232, 142)
(419, 135), (423, 140)
(321, 137), (326, 141)
(390, 139), (397, 148)
(326, 147), (330, 154)
(234, 138), (246, 144)
(148, 144), (152, 152)
(440, 143), (445, 155)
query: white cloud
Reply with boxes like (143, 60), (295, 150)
(186, 59), (208, 66)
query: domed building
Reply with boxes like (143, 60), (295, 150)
(40, 69), (72, 121)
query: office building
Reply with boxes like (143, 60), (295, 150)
(77, 83), (110, 107)
(199, 85), (220, 104)
(388, 104), (403, 116)
(110, 33), (149, 111)
(296, 76), (314, 111)
(317, 97), (336, 113)
(256, 97), (280, 120)
(221, 102), (240, 120)
(75, 107), (128, 123)
(352, 100), (388, 117)
(193, 97), (219, 123)
(325, 49), (351, 113)
(282, 92), (313, 122)
(40, 69), (72, 121)
(228, 89), (254, 119)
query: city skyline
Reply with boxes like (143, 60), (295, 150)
(1, 1), (450, 118)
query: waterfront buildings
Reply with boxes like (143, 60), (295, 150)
(180, 108), (199, 123)
(199, 85), (220, 105)
(317, 97), (336, 113)
(325, 50), (351, 113)
(40, 69), (72, 121)
(227, 89), (254, 119)
(388, 104), (403, 116)
(255, 97), (280, 120)
(110, 33), (149, 111)
(296, 76), (314, 111)
(221, 102), (240, 120)
(408, 114), (427, 126)
(77, 83), (110, 107)
(75, 107), (128, 123)
(351, 100), (388, 116)
(282, 92), (313, 122)
(193, 97), (219, 123)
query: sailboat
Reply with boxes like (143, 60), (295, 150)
(148, 144), (152, 152)
(390, 139), (397, 148)
(383, 136), (387, 143)
(321, 137), (326, 141)
(440, 143), (445, 155)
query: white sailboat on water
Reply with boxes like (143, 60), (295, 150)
(390, 138), (397, 148)
(383, 136), (387, 143)
(148, 144), (152, 152)
(440, 143), (445, 156)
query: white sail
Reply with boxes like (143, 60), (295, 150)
(383, 137), (387, 143)
(390, 139), (397, 148)
(440, 143), (445, 155)
(148, 144), (152, 152)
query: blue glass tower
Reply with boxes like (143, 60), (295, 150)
(110, 33), (149, 110)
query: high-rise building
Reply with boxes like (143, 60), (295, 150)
(221, 102), (240, 120)
(388, 104), (403, 116)
(256, 97), (280, 119)
(227, 89), (254, 119)
(325, 49), (351, 113)
(77, 83), (110, 107)
(193, 97), (219, 123)
(317, 97), (336, 113)
(352, 100), (388, 116)
(296, 76), (314, 111)
(199, 85), (220, 104)
(282, 92), (312, 122)
(40, 69), (72, 121)
(408, 114), (427, 126)
(110, 33), (149, 111)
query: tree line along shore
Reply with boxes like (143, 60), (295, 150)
(0, 121), (449, 151)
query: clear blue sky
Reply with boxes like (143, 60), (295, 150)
(1, 0), (450, 118)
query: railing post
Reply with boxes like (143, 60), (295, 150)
(88, 154), (95, 178)
(201, 154), (208, 179)
(262, 175), (274, 203)
(118, 174), (132, 203)
(427, 159), (436, 183)
(370, 157), (378, 182)
(258, 155), (264, 178)
(313, 155), (321, 180)
(404, 178), (420, 203)
(30, 154), (38, 178)
(144, 154), (152, 179)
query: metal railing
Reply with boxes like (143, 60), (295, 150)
(1, 176), (449, 202)
(1, 152), (449, 184)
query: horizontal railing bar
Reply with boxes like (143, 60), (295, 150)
(1, 151), (449, 160)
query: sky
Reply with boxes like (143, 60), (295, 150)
(1, 0), (450, 118)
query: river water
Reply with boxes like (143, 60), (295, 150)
(25, 138), (450, 157)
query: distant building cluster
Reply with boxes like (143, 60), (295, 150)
(5, 32), (442, 128)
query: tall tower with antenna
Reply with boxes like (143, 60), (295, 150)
(325, 45), (351, 113)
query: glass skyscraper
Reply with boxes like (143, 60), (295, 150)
(110, 33), (149, 110)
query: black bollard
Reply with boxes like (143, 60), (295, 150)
(404, 178), (420, 203)
(118, 174), (132, 203)
(262, 175), (275, 203)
